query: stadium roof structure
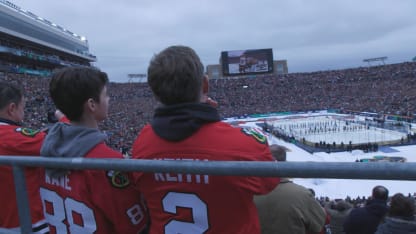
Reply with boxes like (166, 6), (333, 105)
(0, 0), (96, 61)
(413, 56), (416, 62)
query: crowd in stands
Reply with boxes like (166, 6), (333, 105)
(1, 61), (416, 153)
(319, 187), (416, 234)
(0, 35), (90, 76)
(211, 62), (416, 117)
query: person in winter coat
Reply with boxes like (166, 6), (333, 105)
(325, 200), (353, 234)
(375, 193), (416, 234)
(255, 144), (326, 234)
(343, 185), (389, 234)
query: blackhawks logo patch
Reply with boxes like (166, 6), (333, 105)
(15, 128), (40, 137)
(241, 127), (268, 144)
(107, 170), (130, 188)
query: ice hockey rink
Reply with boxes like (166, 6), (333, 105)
(226, 111), (416, 199)
(267, 115), (407, 145)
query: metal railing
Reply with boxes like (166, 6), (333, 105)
(1, 156), (416, 233)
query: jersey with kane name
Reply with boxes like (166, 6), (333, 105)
(39, 143), (148, 234)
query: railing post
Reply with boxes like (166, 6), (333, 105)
(12, 166), (32, 234)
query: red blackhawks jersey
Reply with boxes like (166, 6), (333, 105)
(39, 143), (148, 234)
(132, 122), (280, 234)
(0, 123), (48, 232)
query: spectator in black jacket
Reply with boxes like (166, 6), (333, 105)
(343, 185), (389, 234)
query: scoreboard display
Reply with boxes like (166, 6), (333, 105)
(221, 48), (274, 76)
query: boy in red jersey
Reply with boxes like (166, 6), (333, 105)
(0, 81), (49, 233)
(39, 67), (148, 234)
(132, 45), (279, 234)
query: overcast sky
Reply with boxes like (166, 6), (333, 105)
(10, 0), (416, 82)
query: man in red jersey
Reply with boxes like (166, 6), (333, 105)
(39, 67), (148, 234)
(0, 81), (49, 233)
(132, 45), (279, 234)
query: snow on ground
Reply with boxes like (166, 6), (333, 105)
(232, 112), (416, 199)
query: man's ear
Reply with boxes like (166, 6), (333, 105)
(5, 102), (20, 122)
(86, 98), (96, 111)
(7, 102), (17, 116)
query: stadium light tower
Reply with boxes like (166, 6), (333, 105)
(363, 56), (388, 66)
(128, 74), (147, 83)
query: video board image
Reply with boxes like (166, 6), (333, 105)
(221, 48), (273, 76)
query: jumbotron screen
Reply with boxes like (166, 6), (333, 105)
(221, 48), (274, 76)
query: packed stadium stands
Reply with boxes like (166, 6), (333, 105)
(0, 0), (95, 77)
(211, 62), (416, 118)
(1, 61), (415, 153)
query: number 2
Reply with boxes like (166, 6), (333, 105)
(162, 192), (209, 234)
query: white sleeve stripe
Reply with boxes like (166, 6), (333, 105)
(32, 219), (50, 234)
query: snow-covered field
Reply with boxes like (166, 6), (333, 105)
(228, 112), (416, 199)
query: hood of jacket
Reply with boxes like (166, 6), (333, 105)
(376, 216), (416, 234)
(41, 122), (107, 177)
(151, 102), (221, 142)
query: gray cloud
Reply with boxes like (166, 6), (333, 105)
(10, 0), (416, 82)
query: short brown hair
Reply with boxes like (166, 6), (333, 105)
(147, 45), (204, 105)
(389, 193), (415, 218)
(49, 67), (109, 121)
(0, 81), (23, 110)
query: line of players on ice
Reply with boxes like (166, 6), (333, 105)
(271, 119), (376, 136)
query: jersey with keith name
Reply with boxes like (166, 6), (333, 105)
(39, 143), (148, 234)
(132, 121), (280, 234)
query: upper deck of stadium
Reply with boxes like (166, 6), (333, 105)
(0, 0), (96, 61)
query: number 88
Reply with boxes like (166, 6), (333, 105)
(40, 188), (97, 234)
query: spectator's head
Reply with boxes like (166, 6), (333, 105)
(0, 81), (25, 123)
(269, 144), (287, 162)
(147, 45), (205, 105)
(388, 193), (415, 218)
(49, 67), (109, 122)
(335, 200), (352, 211)
(372, 185), (389, 201)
